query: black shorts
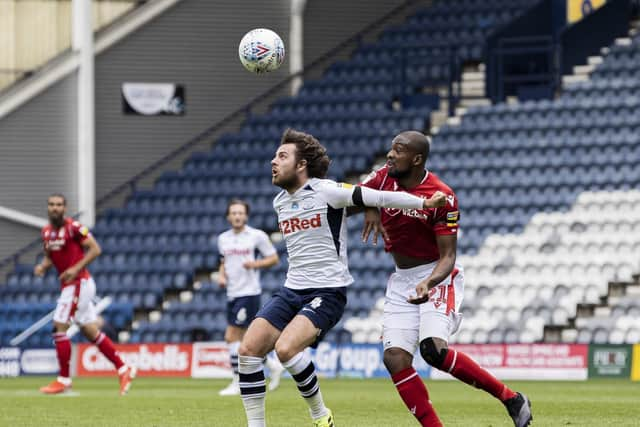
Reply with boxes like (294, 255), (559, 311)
(226, 295), (261, 328)
(256, 286), (347, 348)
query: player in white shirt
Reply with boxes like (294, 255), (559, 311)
(236, 129), (446, 427)
(217, 199), (283, 396)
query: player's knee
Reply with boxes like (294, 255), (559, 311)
(274, 339), (296, 363)
(238, 341), (259, 358)
(419, 337), (448, 369)
(383, 347), (412, 375)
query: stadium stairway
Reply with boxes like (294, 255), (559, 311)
(345, 18), (640, 346)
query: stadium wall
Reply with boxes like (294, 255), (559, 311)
(0, 0), (414, 263)
(0, 75), (78, 261)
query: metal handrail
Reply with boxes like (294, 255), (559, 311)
(0, 0), (421, 271)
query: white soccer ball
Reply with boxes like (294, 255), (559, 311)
(238, 28), (285, 74)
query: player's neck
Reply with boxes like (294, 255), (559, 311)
(50, 218), (65, 229)
(397, 169), (427, 190)
(284, 176), (308, 194)
(232, 225), (246, 234)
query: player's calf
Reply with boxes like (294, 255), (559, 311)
(419, 337), (519, 403)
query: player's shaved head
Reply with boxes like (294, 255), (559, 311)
(392, 131), (430, 165)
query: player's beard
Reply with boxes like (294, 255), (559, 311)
(49, 213), (64, 228)
(387, 166), (411, 180)
(273, 171), (298, 191)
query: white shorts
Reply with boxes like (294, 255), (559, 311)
(382, 262), (464, 355)
(53, 277), (98, 325)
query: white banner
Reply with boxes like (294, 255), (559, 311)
(122, 82), (184, 115)
(191, 342), (232, 379)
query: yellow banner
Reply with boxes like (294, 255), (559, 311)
(632, 344), (640, 381)
(567, 0), (606, 24)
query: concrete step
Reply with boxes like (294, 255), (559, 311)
(462, 71), (484, 81)
(561, 328), (578, 343)
(446, 116), (461, 126)
(460, 98), (490, 108)
(563, 74), (589, 85)
(587, 56), (603, 66)
(573, 64), (595, 75)
(614, 37), (632, 46)
(461, 80), (484, 91)
(593, 306), (611, 317)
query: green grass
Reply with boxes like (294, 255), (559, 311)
(0, 377), (638, 426)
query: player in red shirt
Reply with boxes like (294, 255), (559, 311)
(359, 131), (532, 427)
(34, 194), (136, 395)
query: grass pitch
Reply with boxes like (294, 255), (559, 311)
(0, 377), (637, 426)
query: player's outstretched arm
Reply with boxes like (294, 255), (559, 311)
(355, 186), (447, 210)
(320, 180), (446, 210)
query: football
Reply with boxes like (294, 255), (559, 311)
(238, 28), (285, 74)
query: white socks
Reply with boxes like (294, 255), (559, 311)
(282, 352), (328, 419)
(239, 355), (266, 427)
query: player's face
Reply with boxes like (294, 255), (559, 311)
(47, 196), (66, 226)
(271, 144), (300, 189)
(227, 203), (248, 230)
(386, 141), (415, 179)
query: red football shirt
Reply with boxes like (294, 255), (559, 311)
(361, 166), (459, 261)
(41, 217), (92, 288)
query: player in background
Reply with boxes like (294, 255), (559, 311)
(34, 194), (136, 395)
(359, 131), (532, 427)
(217, 198), (284, 396)
(237, 129), (447, 427)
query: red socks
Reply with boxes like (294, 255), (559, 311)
(442, 348), (516, 402)
(93, 332), (125, 370)
(391, 367), (442, 427)
(54, 332), (71, 378)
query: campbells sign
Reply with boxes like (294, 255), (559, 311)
(76, 343), (192, 377)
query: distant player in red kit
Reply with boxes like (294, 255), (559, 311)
(359, 131), (532, 427)
(34, 194), (136, 395)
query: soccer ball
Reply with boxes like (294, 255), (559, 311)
(238, 28), (285, 74)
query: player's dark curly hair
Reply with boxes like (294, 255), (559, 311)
(225, 198), (250, 216)
(280, 128), (330, 178)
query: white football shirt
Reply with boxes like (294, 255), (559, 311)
(273, 178), (357, 290)
(217, 225), (277, 298)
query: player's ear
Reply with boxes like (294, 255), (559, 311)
(297, 159), (307, 171)
(413, 153), (423, 166)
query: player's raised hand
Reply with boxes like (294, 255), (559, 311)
(362, 208), (388, 245)
(407, 281), (431, 305)
(34, 264), (46, 277)
(423, 191), (447, 209)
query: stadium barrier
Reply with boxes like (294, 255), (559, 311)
(2, 343), (640, 380)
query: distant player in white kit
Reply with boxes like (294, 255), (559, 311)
(217, 198), (284, 396)
(236, 129), (447, 427)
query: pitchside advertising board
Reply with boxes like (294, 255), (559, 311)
(588, 344), (632, 379)
(4, 343), (640, 380)
(0, 347), (58, 377)
(430, 344), (590, 380)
